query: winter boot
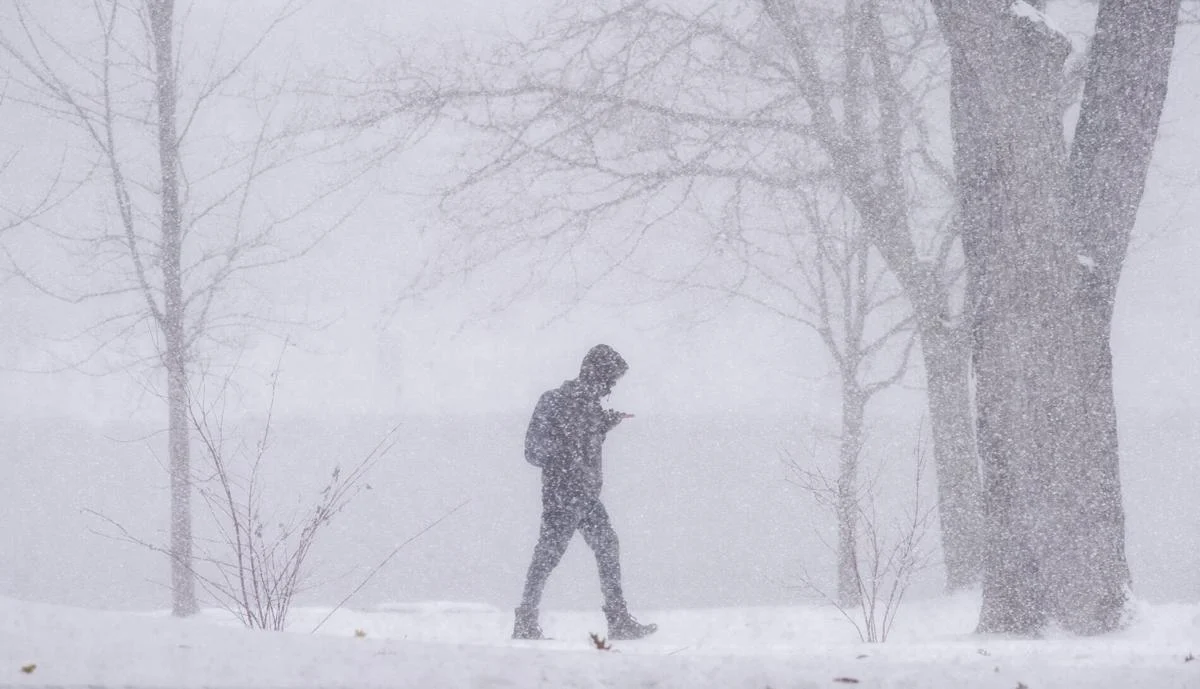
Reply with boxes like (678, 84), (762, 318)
(512, 605), (544, 640)
(603, 604), (657, 641)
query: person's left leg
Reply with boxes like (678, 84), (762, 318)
(578, 500), (657, 640)
(577, 499), (623, 607)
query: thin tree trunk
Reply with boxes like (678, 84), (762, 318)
(166, 346), (195, 617)
(837, 382), (866, 608)
(858, 0), (984, 592)
(918, 321), (981, 591)
(149, 0), (196, 618)
(860, 201), (983, 592)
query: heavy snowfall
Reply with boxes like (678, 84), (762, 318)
(1, 0), (1198, 687)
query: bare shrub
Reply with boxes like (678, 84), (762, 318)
(187, 358), (401, 630)
(789, 434), (937, 642)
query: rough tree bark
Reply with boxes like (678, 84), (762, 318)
(932, 0), (1181, 634)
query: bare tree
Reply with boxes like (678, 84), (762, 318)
(0, 0), (352, 616)
(357, 0), (983, 590)
(675, 186), (917, 606)
(808, 214), (919, 610)
(931, 0), (1182, 633)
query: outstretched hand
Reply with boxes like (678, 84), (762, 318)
(603, 409), (635, 427)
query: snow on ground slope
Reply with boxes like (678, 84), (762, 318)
(2, 594), (1198, 688)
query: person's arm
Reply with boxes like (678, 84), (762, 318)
(600, 409), (633, 432)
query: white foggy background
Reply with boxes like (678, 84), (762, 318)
(1, 1), (1198, 613)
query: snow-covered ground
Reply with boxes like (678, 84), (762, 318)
(4, 594), (1198, 688)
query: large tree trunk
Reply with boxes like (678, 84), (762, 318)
(149, 0), (197, 618)
(1047, 0), (1180, 633)
(934, 0), (1180, 634)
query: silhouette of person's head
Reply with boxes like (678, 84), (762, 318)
(578, 344), (628, 397)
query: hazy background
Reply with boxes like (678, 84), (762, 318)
(1, 0), (1198, 613)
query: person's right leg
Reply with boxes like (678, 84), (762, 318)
(514, 506), (576, 639)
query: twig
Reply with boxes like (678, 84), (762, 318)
(310, 499), (471, 633)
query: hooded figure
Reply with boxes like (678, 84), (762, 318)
(513, 344), (657, 641)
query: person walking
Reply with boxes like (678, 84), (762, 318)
(512, 344), (657, 641)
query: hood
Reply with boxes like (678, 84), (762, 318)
(578, 344), (628, 393)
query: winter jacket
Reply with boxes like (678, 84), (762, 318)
(525, 345), (630, 504)
(525, 379), (625, 503)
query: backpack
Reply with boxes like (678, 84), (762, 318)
(524, 390), (563, 467)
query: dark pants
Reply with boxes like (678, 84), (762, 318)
(519, 496), (624, 611)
